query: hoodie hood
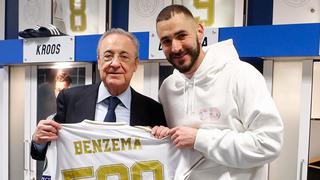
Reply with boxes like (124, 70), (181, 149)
(173, 39), (239, 85)
(159, 39), (240, 126)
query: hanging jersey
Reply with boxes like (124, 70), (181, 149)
(53, 0), (103, 35)
(41, 120), (204, 180)
(174, 0), (236, 27)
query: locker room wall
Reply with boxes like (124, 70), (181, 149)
(272, 1), (320, 178)
(309, 121), (320, 160)
(130, 64), (144, 94)
(269, 61), (303, 180)
(9, 66), (26, 180)
(311, 62), (320, 119)
(273, 0), (320, 24)
(310, 61), (320, 160)
(0, 67), (9, 180)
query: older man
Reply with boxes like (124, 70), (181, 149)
(31, 28), (167, 160)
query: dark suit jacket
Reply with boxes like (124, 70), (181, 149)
(31, 83), (167, 160)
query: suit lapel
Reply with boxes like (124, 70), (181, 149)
(130, 88), (143, 126)
(73, 84), (99, 122)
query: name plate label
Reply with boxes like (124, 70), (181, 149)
(148, 28), (219, 60)
(23, 36), (74, 63)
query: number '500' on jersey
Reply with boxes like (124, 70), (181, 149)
(41, 120), (204, 180)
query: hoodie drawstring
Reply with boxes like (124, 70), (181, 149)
(184, 78), (196, 119)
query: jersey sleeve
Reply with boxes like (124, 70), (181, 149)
(41, 141), (58, 180)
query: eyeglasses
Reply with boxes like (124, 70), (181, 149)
(102, 52), (136, 63)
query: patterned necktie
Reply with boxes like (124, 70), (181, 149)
(104, 96), (121, 122)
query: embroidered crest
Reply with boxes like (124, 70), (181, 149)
(199, 107), (221, 121)
(282, 0), (310, 7)
(134, 0), (162, 17)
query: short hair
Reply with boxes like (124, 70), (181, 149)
(156, 4), (194, 23)
(55, 72), (71, 85)
(96, 28), (139, 59)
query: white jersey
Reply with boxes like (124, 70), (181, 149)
(53, 0), (103, 35)
(41, 120), (203, 180)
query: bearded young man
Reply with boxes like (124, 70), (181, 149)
(152, 4), (284, 180)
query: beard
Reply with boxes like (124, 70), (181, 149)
(167, 41), (200, 73)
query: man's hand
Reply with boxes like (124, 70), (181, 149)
(32, 119), (62, 144)
(169, 126), (198, 148)
(151, 125), (170, 139)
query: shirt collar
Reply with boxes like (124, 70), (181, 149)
(97, 82), (131, 109)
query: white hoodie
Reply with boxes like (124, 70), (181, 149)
(159, 39), (283, 180)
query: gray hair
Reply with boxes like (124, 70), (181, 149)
(96, 28), (140, 59)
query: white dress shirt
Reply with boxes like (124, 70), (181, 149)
(94, 83), (131, 124)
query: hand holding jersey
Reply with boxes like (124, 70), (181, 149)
(33, 119), (61, 144)
(152, 126), (198, 149)
(151, 125), (170, 139)
(169, 126), (198, 148)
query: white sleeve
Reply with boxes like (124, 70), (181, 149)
(194, 64), (284, 169)
(41, 141), (58, 180)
